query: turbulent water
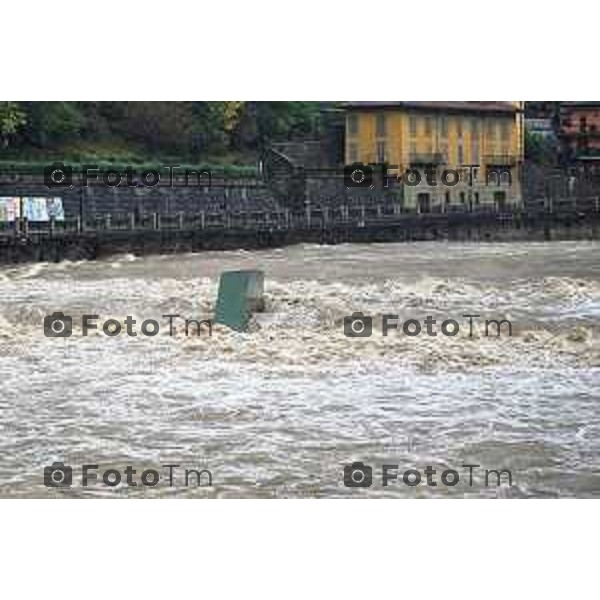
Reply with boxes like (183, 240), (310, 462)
(1, 241), (599, 498)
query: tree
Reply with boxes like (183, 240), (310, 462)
(525, 129), (559, 166)
(0, 101), (326, 160)
(119, 102), (195, 155)
(232, 102), (322, 150)
(0, 101), (27, 148)
(189, 102), (231, 155)
(222, 101), (245, 134)
(21, 101), (85, 147)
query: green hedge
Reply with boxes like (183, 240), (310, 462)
(0, 159), (257, 178)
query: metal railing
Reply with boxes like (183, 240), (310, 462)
(483, 155), (518, 166)
(1, 198), (599, 239)
(409, 152), (447, 165)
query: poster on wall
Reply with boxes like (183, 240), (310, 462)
(23, 197), (50, 222)
(0, 198), (7, 222)
(46, 197), (65, 221)
(0, 197), (64, 222)
(0, 197), (21, 222)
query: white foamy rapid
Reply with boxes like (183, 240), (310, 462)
(0, 241), (599, 498)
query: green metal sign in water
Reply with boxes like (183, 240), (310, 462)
(215, 270), (265, 331)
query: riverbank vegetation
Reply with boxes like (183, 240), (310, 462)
(0, 101), (326, 170)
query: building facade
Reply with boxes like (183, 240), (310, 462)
(343, 101), (524, 211)
(558, 102), (600, 166)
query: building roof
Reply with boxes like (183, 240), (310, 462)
(560, 101), (600, 109)
(341, 101), (521, 115)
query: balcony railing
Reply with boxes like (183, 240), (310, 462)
(409, 152), (446, 165)
(484, 155), (518, 166)
(574, 152), (600, 161)
(560, 127), (600, 138)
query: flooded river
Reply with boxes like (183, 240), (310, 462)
(1, 241), (599, 497)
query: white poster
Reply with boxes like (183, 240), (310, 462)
(46, 197), (65, 221)
(0, 197), (21, 222)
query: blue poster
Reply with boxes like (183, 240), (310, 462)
(46, 197), (65, 221)
(23, 197), (50, 222)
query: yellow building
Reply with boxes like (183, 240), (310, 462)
(343, 101), (524, 211)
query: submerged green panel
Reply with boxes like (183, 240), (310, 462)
(215, 270), (265, 331)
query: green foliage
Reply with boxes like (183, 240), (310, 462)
(1, 101), (326, 164)
(233, 102), (322, 149)
(525, 129), (558, 166)
(22, 101), (85, 147)
(190, 102), (231, 153)
(0, 102), (27, 148)
(119, 102), (195, 153)
(0, 158), (256, 177)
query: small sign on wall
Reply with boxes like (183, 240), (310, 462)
(0, 197), (64, 222)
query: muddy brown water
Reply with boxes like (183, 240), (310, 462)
(1, 241), (599, 497)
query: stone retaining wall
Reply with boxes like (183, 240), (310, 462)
(0, 171), (281, 218)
